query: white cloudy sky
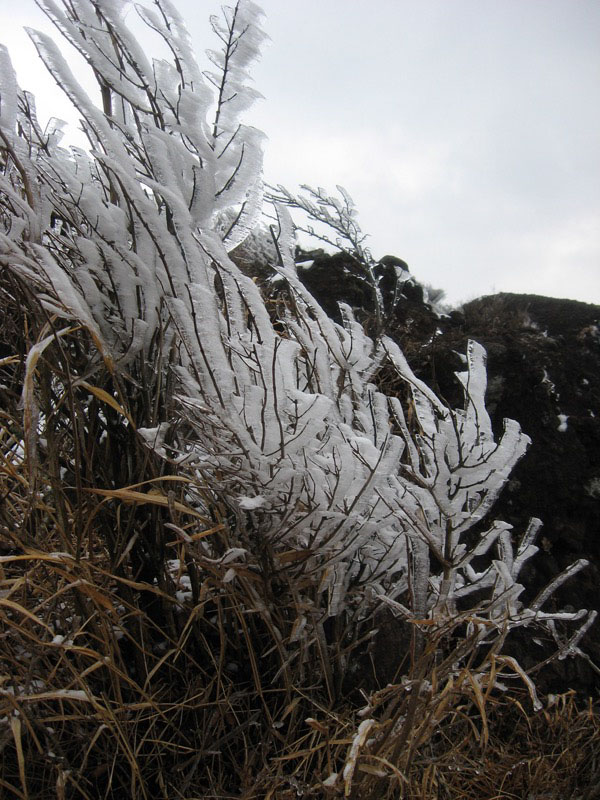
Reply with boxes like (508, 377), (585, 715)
(2, 0), (599, 306)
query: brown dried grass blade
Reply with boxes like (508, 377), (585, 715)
(76, 381), (135, 428)
(495, 655), (542, 711)
(464, 669), (490, 749)
(9, 716), (27, 800)
(343, 718), (377, 797)
(20, 325), (74, 482)
(87, 486), (205, 517)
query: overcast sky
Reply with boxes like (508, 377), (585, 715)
(2, 0), (599, 306)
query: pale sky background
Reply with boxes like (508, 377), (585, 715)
(2, 0), (599, 307)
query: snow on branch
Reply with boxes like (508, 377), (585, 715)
(0, 0), (592, 675)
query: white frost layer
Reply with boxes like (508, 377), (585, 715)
(557, 413), (569, 432)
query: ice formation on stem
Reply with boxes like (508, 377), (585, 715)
(0, 0), (593, 672)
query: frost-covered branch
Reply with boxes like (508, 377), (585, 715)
(0, 0), (593, 684)
(267, 183), (385, 334)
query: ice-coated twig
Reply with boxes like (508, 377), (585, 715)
(0, 0), (593, 687)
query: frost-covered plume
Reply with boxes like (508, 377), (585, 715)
(1, 0), (266, 364)
(0, 0), (593, 673)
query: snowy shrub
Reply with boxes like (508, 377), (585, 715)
(0, 0), (594, 696)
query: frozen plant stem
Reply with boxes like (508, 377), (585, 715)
(0, 0), (594, 693)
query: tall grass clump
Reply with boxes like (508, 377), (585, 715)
(0, 1), (598, 796)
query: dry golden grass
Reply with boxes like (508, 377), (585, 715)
(1, 529), (597, 798)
